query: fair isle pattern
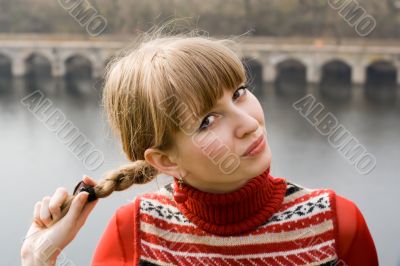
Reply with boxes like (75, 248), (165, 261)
(136, 181), (339, 266)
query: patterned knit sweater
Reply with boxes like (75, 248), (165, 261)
(91, 168), (378, 266)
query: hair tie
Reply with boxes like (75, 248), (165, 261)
(73, 181), (98, 202)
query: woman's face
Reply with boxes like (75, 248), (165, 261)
(169, 83), (272, 193)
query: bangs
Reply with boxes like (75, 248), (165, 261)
(158, 38), (246, 132)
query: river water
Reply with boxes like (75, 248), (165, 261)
(1, 77), (398, 265)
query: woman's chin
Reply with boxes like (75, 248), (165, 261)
(236, 155), (270, 181)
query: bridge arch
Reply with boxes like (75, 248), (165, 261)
(274, 58), (306, 96)
(365, 60), (397, 103)
(242, 57), (263, 92)
(65, 54), (93, 80)
(0, 53), (12, 78)
(320, 59), (352, 100)
(24, 52), (52, 78)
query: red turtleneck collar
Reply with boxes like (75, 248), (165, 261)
(173, 167), (287, 236)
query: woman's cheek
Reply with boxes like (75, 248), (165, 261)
(200, 136), (235, 165)
(185, 136), (212, 160)
(250, 95), (265, 125)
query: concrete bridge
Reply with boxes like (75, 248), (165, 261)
(0, 36), (399, 100)
(0, 39), (120, 78)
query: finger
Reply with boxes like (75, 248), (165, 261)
(48, 187), (68, 223)
(82, 175), (97, 186)
(65, 192), (89, 222)
(76, 198), (99, 228)
(33, 201), (45, 228)
(39, 196), (52, 227)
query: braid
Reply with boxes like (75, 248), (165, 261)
(96, 160), (158, 198)
(55, 160), (157, 224)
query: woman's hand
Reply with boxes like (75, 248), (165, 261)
(21, 175), (99, 266)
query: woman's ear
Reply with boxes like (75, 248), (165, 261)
(144, 148), (181, 178)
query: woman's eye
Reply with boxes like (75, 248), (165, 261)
(233, 85), (248, 100)
(198, 85), (248, 131)
(199, 115), (215, 131)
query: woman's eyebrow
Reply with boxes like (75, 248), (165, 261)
(203, 84), (245, 113)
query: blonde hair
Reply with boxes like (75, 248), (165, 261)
(59, 23), (247, 218)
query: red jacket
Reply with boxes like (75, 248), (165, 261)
(91, 174), (378, 266)
(91, 195), (378, 265)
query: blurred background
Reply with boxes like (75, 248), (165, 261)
(1, 0), (399, 265)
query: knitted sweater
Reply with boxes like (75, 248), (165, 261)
(91, 168), (378, 266)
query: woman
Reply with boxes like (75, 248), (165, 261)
(21, 28), (378, 266)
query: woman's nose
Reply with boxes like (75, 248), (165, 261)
(233, 108), (259, 138)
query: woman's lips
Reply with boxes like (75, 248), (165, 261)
(242, 134), (266, 157)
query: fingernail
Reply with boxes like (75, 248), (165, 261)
(82, 175), (89, 184)
(80, 192), (89, 203)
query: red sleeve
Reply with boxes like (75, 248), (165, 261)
(335, 195), (378, 266)
(91, 201), (137, 266)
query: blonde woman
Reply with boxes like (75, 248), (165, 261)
(21, 28), (378, 266)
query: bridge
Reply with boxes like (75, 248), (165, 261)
(0, 35), (399, 100)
